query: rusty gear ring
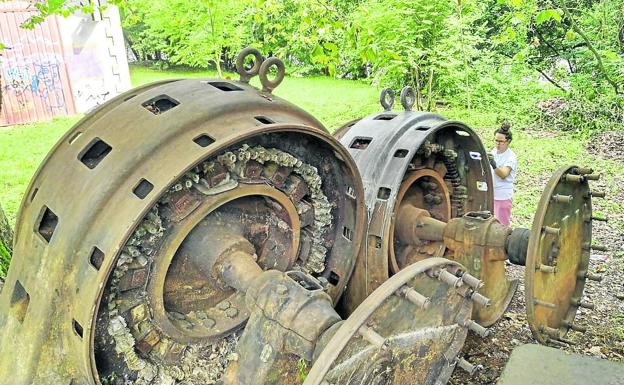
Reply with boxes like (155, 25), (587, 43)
(304, 258), (478, 385)
(526, 165), (597, 344)
(99, 145), (338, 383)
(0, 77), (366, 385)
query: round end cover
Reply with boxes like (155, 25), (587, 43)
(525, 165), (593, 344)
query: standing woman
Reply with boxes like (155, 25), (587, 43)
(489, 122), (517, 226)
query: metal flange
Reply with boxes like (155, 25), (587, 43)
(305, 258), (487, 385)
(526, 165), (597, 344)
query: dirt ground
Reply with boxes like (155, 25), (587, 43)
(450, 133), (624, 385)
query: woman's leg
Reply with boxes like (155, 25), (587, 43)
(494, 199), (512, 226)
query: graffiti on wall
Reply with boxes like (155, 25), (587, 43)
(3, 60), (67, 113)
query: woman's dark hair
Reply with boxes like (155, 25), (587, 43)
(495, 122), (512, 142)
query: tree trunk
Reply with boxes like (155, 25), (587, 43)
(0, 203), (13, 282)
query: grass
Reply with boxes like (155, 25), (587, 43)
(1, 64), (622, 234)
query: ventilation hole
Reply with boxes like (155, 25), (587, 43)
(37, 206), (58, 243)
(350, 137), (372, 150)
(377, 187), (391, 200)
(346, 186), (356, 199)
(79, 138), (112, 169)
(72, 319), (84, 338)
(328, 271), (340, 286)
(416, 125), (431, 131)
(369, 235), (382, 249)
(89, 247), (105, 270)
(133, 179), (154, 199)
(342, 226), (353, 241)
(123, 94), (137, 102)
(10, 280), (30, 323)
(255, 116), (275, 124)
(30, 188), (39, 202)
(142, 95), (180, 115)
(374, 113), (397, 121)
(68, 131), (83, 145)
(193, 134), (216, 147)
(206, 81), (243, 92)
(394, 149), (409, 158)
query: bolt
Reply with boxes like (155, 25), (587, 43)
(397, 285), (430, 309)
(225, 308), (239, 318)
(456, 358), (479, 375)
(578, 270), (603, 282)
(542, 226), (560, 236)
(358, 324), (387, 349)
(437, 269), (463, 287)
(534, 299), (557, 309)
(564, 174), (584, 183)
(588, 191), (606, 198)
(591, 244), (608, 252)
(202, 318), (216, 328)
(537, 264), (557, 274)
(216, 301), (231, 311)
(571, 297), (595, 309)
(576, 167), (593, 175)
(470, 292), (491, 307)
(584, 174), (600, 181)
(461, 273), (484, 290)
(551, 194), (573, 203)
(461, 319), (490, 338)
(562, 320), (587, 333)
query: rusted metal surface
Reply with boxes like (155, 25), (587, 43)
(336, 87), (493, 318)
(443, 212), (518, 327)
(0, 2), (77, 125)
(305, 257), (486, 385)
(222, 270), (341, 385)
(525, 165), (596, 344)
(0, 50), (366, 384)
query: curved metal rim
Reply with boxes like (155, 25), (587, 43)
(303, 257), (467, 385)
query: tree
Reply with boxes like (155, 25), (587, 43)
(122, 0), (248, 77)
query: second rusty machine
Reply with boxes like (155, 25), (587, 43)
(0, 48), (605, 385)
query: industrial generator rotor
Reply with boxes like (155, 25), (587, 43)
(335, 87), (514, 326)
(0, 49), (366, 385)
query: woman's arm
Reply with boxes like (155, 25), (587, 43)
(494, 165), (512, 179)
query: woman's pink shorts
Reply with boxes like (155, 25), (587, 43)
(494, 199), (513, 226)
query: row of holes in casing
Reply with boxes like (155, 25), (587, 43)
(10, 113), (279, 333)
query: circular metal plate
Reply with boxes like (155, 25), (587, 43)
(304, 258), (473, 385)
(525, 165), (593, 344)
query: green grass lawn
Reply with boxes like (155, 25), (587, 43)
(0, 65), (622, 234)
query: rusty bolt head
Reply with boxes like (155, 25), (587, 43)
(202, 318), (216, 328)
(217, 300), (231, 311)
(225, 308), (239, 318)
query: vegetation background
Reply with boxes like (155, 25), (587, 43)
(0, 0), (622, 378)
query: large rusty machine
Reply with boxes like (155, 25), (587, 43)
(0, 49), (605, 385)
